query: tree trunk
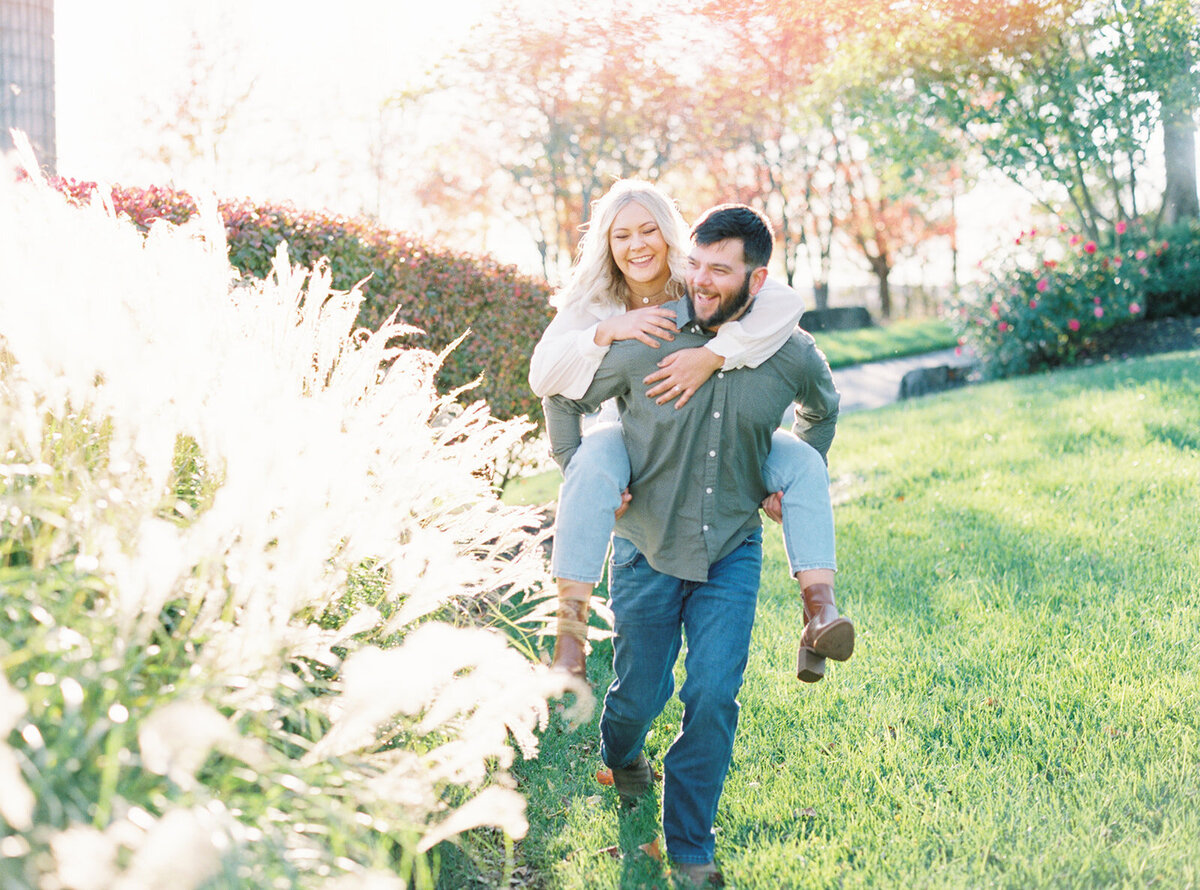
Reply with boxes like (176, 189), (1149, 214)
(1161, 105), (1199, 226)
(872, 257), (892, 319)
(813, 281), (829, 311)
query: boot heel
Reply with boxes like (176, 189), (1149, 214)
(796, 647), (826, 683)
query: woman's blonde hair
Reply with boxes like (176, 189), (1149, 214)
(551, 179), (690, 311)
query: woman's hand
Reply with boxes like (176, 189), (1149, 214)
(594, 307), (677, 348)
(643, 346), (724, 409)
(760, 491), (783, 524)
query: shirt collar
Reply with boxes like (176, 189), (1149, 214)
(671, 294), (758, 337)
(669, 295), (708, 335)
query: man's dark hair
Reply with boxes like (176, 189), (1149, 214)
(690, 204), (774, 269)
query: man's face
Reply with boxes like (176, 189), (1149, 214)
(685, 238), (764, 329)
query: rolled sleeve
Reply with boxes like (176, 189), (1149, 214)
(790, 340), (840, 462)
(543, 349), (632, 470)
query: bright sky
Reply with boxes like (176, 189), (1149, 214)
(54, 0), (488, 204)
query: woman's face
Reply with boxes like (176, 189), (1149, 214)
(608, 200), (671, 295)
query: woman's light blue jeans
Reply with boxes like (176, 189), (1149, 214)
(550, 422), (836, 583)
(602, 529), (763, 864)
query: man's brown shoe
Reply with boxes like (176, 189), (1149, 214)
(610, 752), (653, 806)
(673, 860), (724, 887)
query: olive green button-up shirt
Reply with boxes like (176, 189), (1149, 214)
(544, 297), (839, 583)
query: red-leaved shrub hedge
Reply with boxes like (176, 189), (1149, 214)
(50, 179), (554, 422)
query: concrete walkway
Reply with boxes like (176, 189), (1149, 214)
(830, 348), (976, 413)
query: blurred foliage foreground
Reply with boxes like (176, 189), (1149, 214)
(48, 177), (555, 427)
(0, 165), (586, 888)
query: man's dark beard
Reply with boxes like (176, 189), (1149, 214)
(692, 272), (754, 329)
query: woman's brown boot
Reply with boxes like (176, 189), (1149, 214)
(796, 583), (854, 683)
(550, 579), (592, 681)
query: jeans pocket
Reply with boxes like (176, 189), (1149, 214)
(610, 536), (642, 569)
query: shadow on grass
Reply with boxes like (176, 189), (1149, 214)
(505, 617), (681, 888)
(616, 794), (672, 889)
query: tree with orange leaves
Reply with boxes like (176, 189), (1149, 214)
(433, 0), (694, 281)
(695, 0), (962, 315)
(692, 0), (860, 309)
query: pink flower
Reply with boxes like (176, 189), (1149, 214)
(1136, 250), (1147, 260)
(1068, 319), (1081, 332)
(1029, 299), (1038, 310)
(1084, 241), (1098, 254)
(1043, 259), (1058, 269)
(1115, 221), (1127, 234)
(1094, 306), (1104, 318)
(990, 303), (1001, 317)
(1129, 303), (1142, 315)
(1036, 278), (1049, 292)
(999, 321), (1011, 332)
(1094, 297), (1102, 304)
(1069, 234), (1082, 246)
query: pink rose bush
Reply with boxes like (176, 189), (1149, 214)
(953, 216), (1200, 377)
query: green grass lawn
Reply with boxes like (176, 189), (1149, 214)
(811, 318), (958, 369)
(474, 349), (1200, 889)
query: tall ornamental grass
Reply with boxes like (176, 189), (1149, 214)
(0, 156), (574, 888)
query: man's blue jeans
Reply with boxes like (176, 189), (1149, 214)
(551, 422), (834, 583)
(600, 529), (763, 865)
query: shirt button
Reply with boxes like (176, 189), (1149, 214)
(713, 411), (720, 419)
(702, 524), (710, 531)
(706, 487), (713, 494)
(709, 450), (716, 457)
(717, 372), (724, 379)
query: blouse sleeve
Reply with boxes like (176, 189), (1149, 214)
(705, 276), (806, 370)
(528, 302), (617, 399)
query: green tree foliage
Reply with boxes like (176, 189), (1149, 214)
(917, 0), (1200, 236)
